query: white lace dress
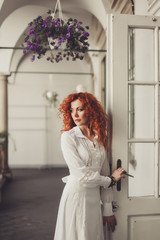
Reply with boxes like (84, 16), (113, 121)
(54, 126), (113, 240)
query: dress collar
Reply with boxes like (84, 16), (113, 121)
(74, 126), (98, 140)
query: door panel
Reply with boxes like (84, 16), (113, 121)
(129, 215), (160, 240)
(106, 14), (160, 240)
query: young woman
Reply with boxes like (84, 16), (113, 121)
(54, 92), (125, 240)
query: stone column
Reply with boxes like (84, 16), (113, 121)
(0, 73), (12, 179)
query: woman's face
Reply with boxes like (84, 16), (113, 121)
(70, 99), (88, 127)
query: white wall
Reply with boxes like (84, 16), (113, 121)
(135, 0), (148, 15)
(8, 53), (92, 168)
(0, 0), (106, 169)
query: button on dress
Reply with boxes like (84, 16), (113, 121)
(54, 126), (113, 240)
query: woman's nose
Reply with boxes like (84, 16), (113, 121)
(74, 111), (79, 117)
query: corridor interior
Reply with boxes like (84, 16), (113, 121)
(0, 168), (68, 240)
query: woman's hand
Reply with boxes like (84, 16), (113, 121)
(111, 168), (126, 182)
(103, 215), (117, 232)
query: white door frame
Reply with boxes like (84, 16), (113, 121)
(106, 14), (160, 240)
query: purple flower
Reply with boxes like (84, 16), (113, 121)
(66, 33), (71, 38)
(36, 15), (42, 20)
(80, 56), (84, 60)
(83, 31), (89, 37)
(76, 24), (81, 30)
(36, 46), (41, 51)
(26, 41), (31, 47)
(30, 55), (35, 62)
(30, 45), (35, 51)
(61, 38), (66, 42)
(29, 29), (35, 36)
(24, 16), (89, 63)
(23, 49), (27, 56)
(67, 26), (72, 32)
(54, 19), (59, 24)
(46, 31), (51, 36)
(56, 21), (60, 26)
(47, 10), (51, 14)
(55, 27), (60, 32)
(57, 41), (61, 46)
(42, 23), (47, 28)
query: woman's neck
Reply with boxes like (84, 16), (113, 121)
(79, 126), (95, 140)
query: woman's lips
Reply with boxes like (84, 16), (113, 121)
(75, 119), (80, 122)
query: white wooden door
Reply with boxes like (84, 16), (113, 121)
(106, 14), (160, 240)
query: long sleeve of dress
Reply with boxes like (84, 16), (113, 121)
(100, 152), (114, 216)
(61, 131), (112, 188)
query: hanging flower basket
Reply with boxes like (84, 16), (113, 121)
(22, 0), (90, 63)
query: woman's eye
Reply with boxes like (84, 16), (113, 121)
(78, 108), (84, 112)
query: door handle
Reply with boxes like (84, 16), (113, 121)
(117, 159), (121, 191)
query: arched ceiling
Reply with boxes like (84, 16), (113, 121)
(0, 0), (107, 28)
(0, 0), (132, 73)
(107, 0), (133, 14)
(0, 0), (133, 28)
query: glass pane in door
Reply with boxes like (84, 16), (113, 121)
(129, 28), (154, 82)
(129, 85), (155, 139)
(128, 143), (155, 197)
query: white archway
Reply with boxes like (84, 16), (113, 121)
(0, 0), (109, 170)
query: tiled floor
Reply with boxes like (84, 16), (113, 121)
(0, 168), (68, 240)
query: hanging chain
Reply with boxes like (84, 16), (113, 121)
(51, 0), (64, 20)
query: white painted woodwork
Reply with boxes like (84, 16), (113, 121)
(107, 14), (160, 240)
(129, 215), (160, 240)
(148, 0), (160, 15)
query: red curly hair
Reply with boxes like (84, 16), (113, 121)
(58, 92), (111, 150)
